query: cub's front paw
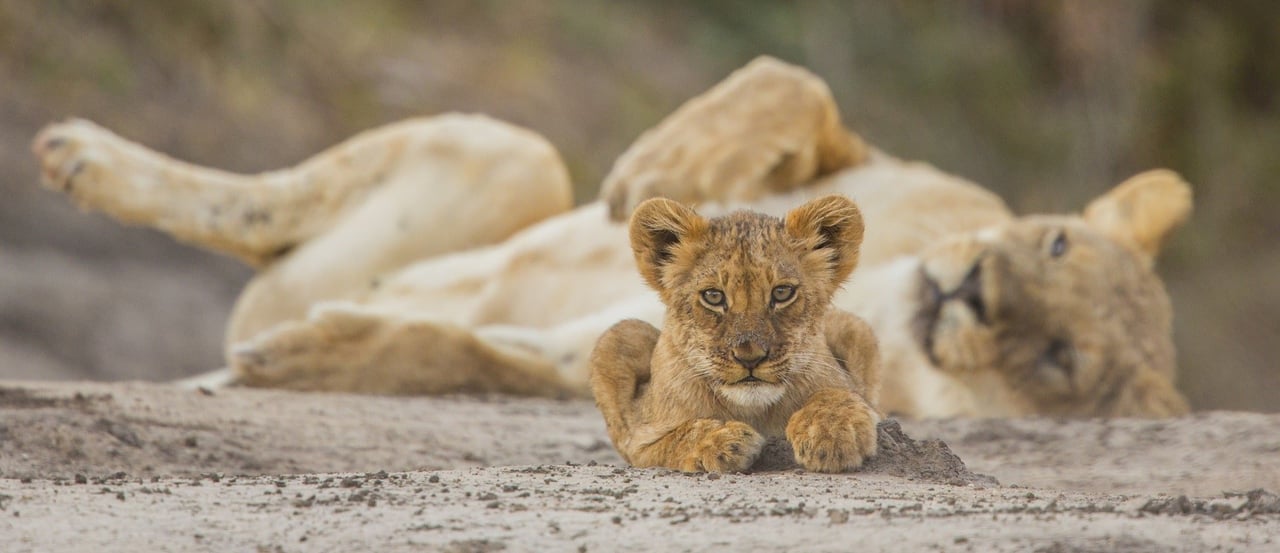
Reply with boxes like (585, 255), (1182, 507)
(786, 389), (878, 473)
(686, 420), (766, 473)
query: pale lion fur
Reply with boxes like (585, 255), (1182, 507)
(31, 57), (1191, 418)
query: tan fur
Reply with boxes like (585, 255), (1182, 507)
(33, 115), (573, 346)
(590, 197), (880, 472)
(1083, 169), (1194, 263)
(31, 57), (1191, 418)
(233, 304), (572, 397)
(599, 56), (866, 220)
(895, 205), (1190, 417)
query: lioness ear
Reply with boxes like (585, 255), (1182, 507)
(784, 194), (864, 285)
(629, 198), (707, 291)
(1083, 169), (1192, 263)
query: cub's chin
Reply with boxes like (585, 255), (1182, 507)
(716, 381), (786, 409)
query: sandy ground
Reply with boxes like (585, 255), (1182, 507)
(1, 381), (1278, 552)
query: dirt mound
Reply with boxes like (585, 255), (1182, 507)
(752, 420), (997, 486)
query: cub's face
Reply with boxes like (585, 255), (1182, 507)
(629, 195), (863, 409)
(912, 170), (1193, 417)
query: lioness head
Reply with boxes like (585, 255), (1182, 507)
(629, 195), (863, 408)
(913, 170), (1192, 417)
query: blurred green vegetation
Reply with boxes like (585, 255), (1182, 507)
(0, 1), (1275, 410)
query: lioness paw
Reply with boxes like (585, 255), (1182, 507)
(230, 304), (387, 390)
(787, 389), (878, 473)
(230, 319), (338, 390)
(32, 119), (121, 196)
(688, 420), (766, 473)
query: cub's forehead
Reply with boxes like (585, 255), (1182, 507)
(704, 210), (788, 248)
(693, 211), (802, 281)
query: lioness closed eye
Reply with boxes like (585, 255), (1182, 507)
(590, 195), (882, 473)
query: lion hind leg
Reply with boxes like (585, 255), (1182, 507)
(231, 303), (576, 398)
(600, 56), (868, 220)
(33, 115), (571, 267)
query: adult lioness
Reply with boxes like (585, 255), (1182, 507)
(31, 57), (1191, 417)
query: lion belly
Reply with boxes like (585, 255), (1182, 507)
(365, 203), (646, 329)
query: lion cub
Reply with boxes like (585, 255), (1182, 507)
(590, 195), (881, 473)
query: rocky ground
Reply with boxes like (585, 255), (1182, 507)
(1, 381), (1278, 552)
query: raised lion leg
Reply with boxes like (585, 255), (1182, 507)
(32, 115), (574, 345)
(599, 56), (868, 220)
(232, 303), (577, 397)
(32, 114), (572, 267)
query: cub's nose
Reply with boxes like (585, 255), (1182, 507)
(731, 341), (769, 370)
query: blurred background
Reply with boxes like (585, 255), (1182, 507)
(0, 1), (1275, 411)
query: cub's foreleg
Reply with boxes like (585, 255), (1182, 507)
(626, 419), (766, 474)
(786, 388), (879, 473)
(823, 310), (883, 408)
(588, 320), (660, 454)
(589, 320), (765, 473)
(785, 311), (882, 473)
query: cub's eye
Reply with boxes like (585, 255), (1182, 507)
(701, 289), (725, 307)
(771, 285), (796, 304)
(1049, 231), (1069, 258)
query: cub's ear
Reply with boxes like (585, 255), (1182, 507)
(1084, 169), (1192, 264)
(629, 198), (708, 291)
(784, 194), (864, 285)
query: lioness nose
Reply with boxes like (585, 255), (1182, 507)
(951, 263), (987, 324)
(732, 341), (769, 370)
